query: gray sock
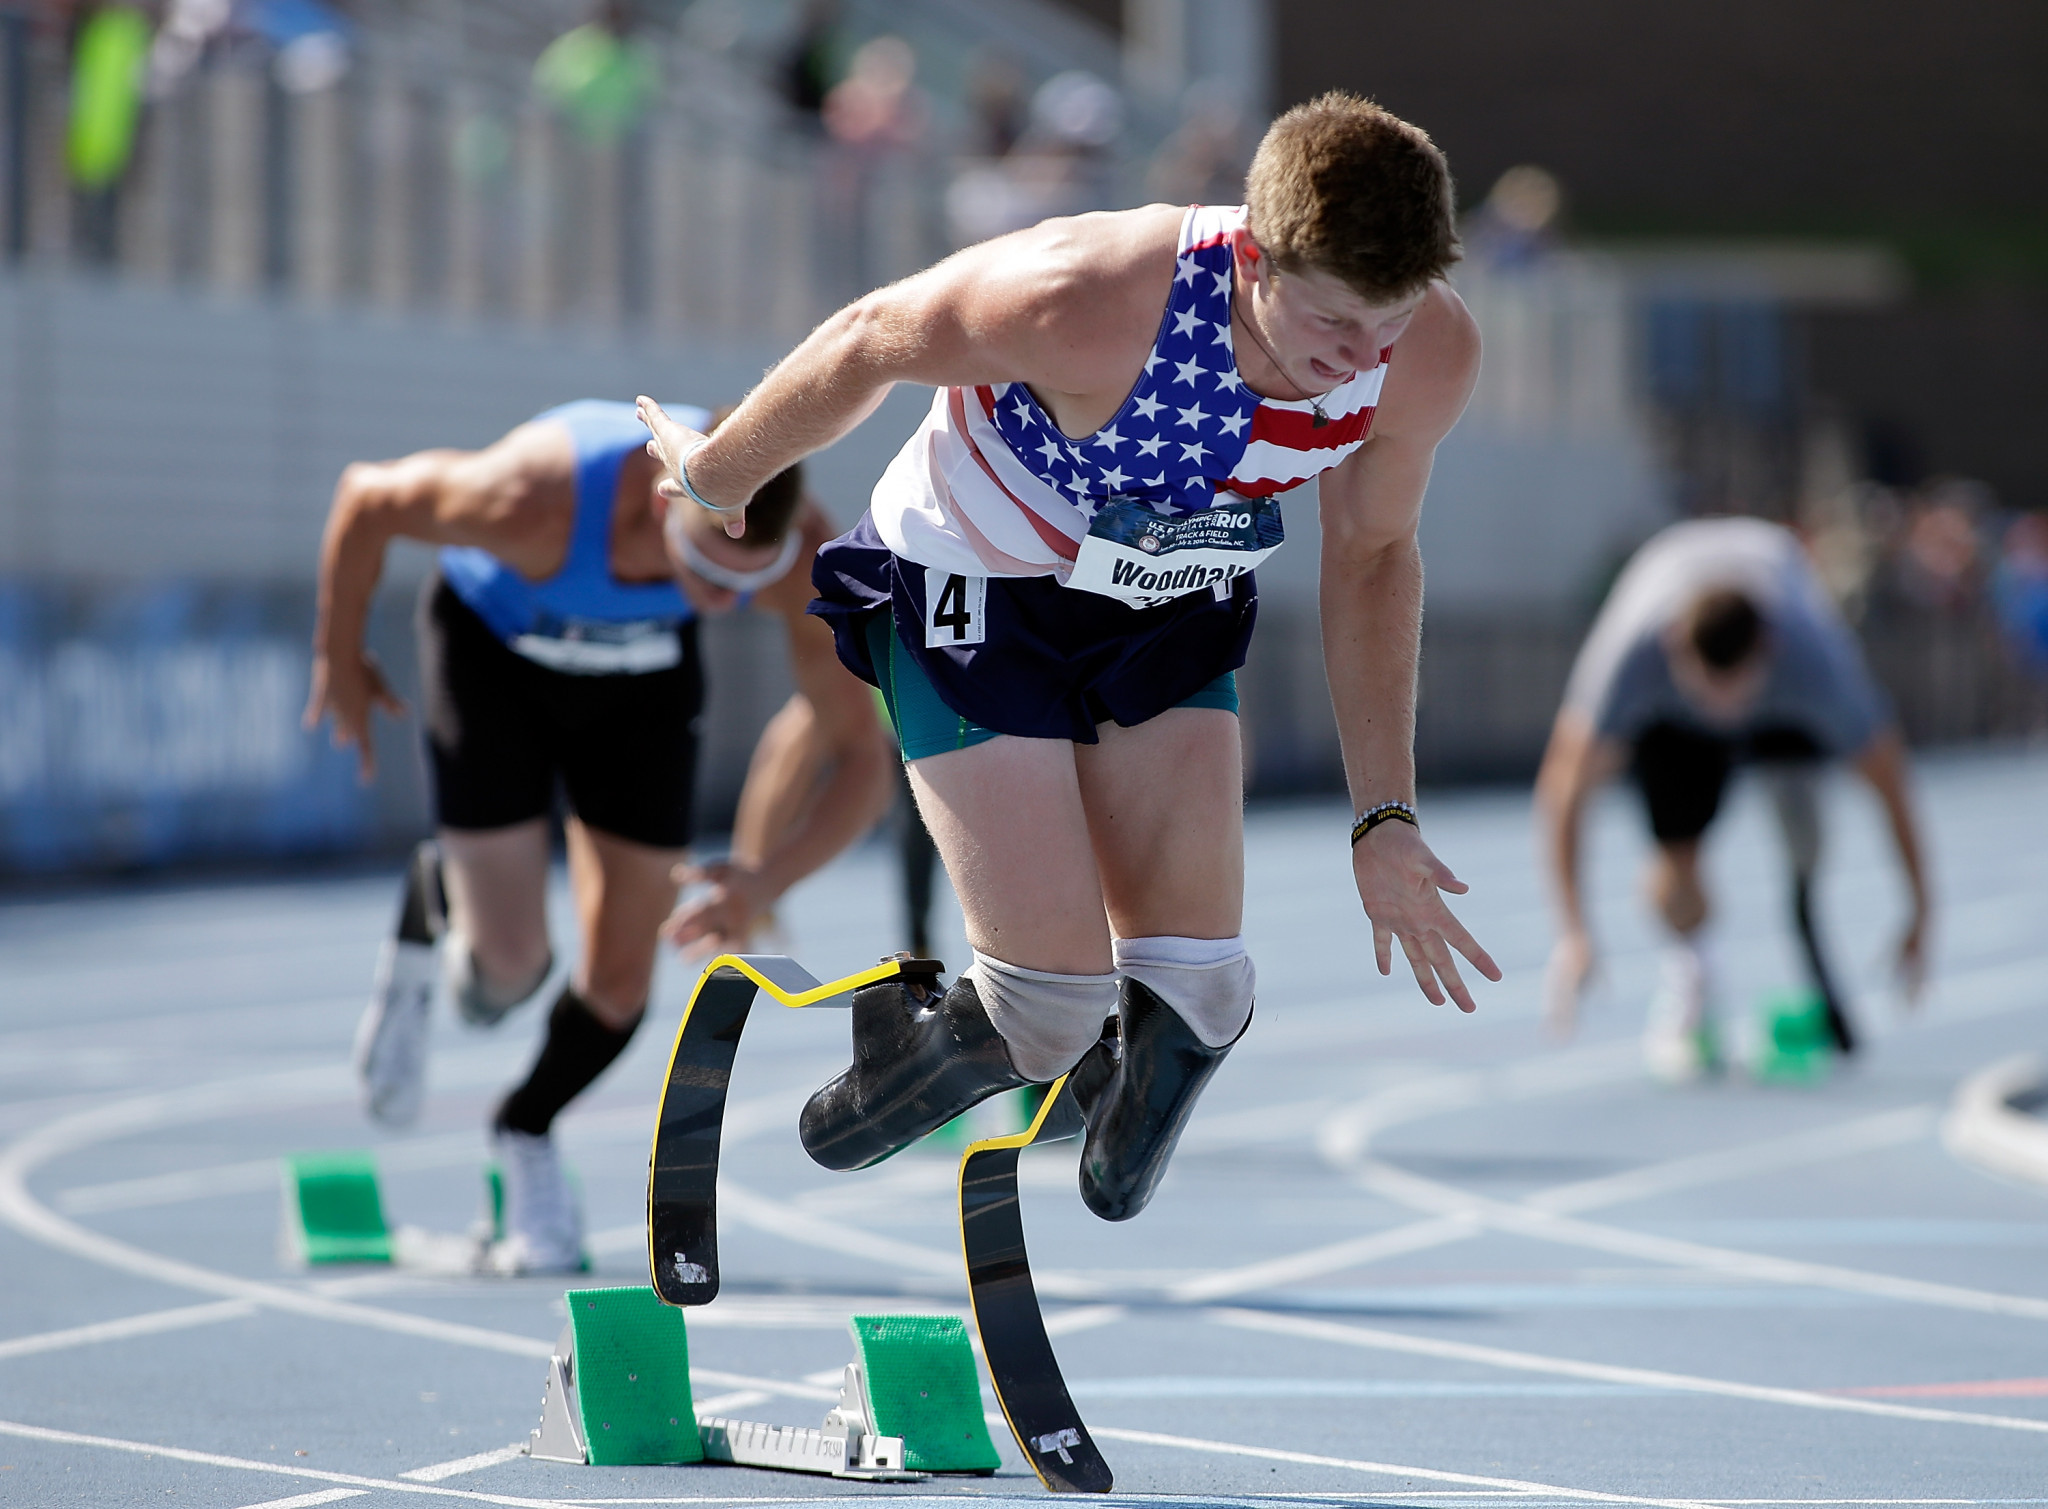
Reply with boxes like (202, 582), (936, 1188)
(965, 952), (1120, 1082)
(1112, 935), (1255, 1047)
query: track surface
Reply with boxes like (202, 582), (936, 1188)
(3, 749), (2046, 1507)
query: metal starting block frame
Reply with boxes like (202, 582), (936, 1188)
(529, 1291), (959, 1480)
(642, 953), (1113, 1492)
(697, 1355), (918, 1480)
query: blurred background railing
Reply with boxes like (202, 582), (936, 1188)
(0, 0), (2043, 873)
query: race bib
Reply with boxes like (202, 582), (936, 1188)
(923, 567), (988, 648)
(509, 616), (682, 675)
(1066, 495), (1284, 609)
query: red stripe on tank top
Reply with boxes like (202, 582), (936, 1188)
(954, 386), (1080, 563)
(1246, 403), (1376, 451)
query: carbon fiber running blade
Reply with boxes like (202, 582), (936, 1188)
(646, 963), (758, 1305)
(960, 1077), (1113, 1493)
(647, 953), (923, 1306)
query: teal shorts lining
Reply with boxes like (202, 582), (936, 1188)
(863, 612), (1237, 764)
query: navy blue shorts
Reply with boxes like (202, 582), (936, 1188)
(808, 513), (1257, 744)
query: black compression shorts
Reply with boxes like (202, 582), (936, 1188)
(416, 575), (703, 848)
(1630, 721), (1824, 844)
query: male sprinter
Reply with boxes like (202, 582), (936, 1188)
(1536, 517), (1930, 1080)
(638, 93), (1500, 1222)
(307, 400), (892, 1272)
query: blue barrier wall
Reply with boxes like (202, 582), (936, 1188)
(0, 580), (372, 871)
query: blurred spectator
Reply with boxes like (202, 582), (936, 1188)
(1888, 478), (1991, 615)
(148, 0), (231, 95)
(533, 3), (658, 146)
(1145, 94), (1249, 207)
(1464, 164), (1563, 269)
(67, 7), (150, 192)
(946, 68), (1121, 248)
(779, 0), (840, 127)
(820, 35), (928, 295)
(1993, 513), (2048, 678)
(823, 34), (924, 152)
(965, 49), (1028, 160)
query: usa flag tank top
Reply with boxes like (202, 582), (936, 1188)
(867, 204), (1389, 589)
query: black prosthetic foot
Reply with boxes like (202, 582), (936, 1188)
(396, 840), (448, 947)
(799, 967), (1031, 1171)
(1077, 979), (1247, 1222)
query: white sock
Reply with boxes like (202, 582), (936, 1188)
(1112, 935), (1255, 1048)
(965, 952), (1120, 1082)
(1652, 934), (1714, 1030)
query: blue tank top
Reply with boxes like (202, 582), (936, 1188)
(439, 400), (705, 645)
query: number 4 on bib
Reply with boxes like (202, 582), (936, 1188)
(924, 569), (987, 648)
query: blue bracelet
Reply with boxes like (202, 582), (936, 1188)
(672, 437), (746, 516)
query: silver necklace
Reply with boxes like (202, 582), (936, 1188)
(1232, 300), (1330, 427)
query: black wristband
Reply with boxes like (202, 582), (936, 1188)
(1350, 801), (1419, 847)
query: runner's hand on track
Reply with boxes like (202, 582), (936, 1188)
(663, 860), (772, 957)
(1352, 820), (1500, 1013)
(636, 396), (746, 541)
(1895, 905), (1930, 1009)
(1542, 926), (1596, 1039)
(303, 649), (406, 783)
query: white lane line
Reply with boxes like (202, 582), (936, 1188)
(398, 1442), (528, 1481)
(232, 1490), (368, 1509)
(1089, 1424), (1719, 1509)
(688, 1390), (773, 1416)
(1042, 1303), (1129, 1337)
(1185, 1045), (1918, 1306)
(713, 1177), (961, 1280)
(0, 1415), (577, 1508)
(56, 1095), (790, 1216)
(1209, 1308), (2048, 1436)
(1168, 1213), (1482, 1304)
(0, 1299), (258, 1361)
(689, 1368), (838, 1403)
(1526, 1106), (1940, 1214)
(0, 1076), (556, 1361)
(1316, 1041), (1645, 1169)
(1357, 1160), (2048, 1322)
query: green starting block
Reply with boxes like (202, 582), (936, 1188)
(1752, 988), (1835, 1083)
(279, 1151), (391, 1265)
(842, 1314), (1000, 1473)
(531, 1287), (703, 1467)
(528, 1290), (995, 1479)
(280, 1152), (590, 1272)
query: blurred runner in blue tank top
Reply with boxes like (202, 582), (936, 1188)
(307, 399), (893, 1273)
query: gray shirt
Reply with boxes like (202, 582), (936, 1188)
(1562, 519), (1888, 756)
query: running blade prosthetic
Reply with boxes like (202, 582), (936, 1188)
(352, 840), (448, 1127)
(1075, 978), (1247, 1221)
(800, 969), (1032, 1171)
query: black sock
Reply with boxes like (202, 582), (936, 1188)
(494, 987), (645, 1137)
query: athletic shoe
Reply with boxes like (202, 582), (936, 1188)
(1643, 1019), (1724, 1084)
(483, 1127), (584, 1275)
(799, 967), (1031, 1171)
(1074, 980), (1247, 1222)
(352, 842), (448, 1127)
(1641, 941), (1722, 1085)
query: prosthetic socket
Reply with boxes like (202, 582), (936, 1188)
(800, 938), (1254, 1223)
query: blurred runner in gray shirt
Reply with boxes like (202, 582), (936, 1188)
(1536, 518), (1929, 1081)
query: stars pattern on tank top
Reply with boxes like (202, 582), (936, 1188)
(986, 232), (1262, 519)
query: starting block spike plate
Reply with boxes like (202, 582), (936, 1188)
(530, 1286), (702, 1466)
(280, 1151), (392, 1265)
(960, 1077), (1112, 1493)
(646, 952), (928, 1305)
(848, 1314), (1000, 1473)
